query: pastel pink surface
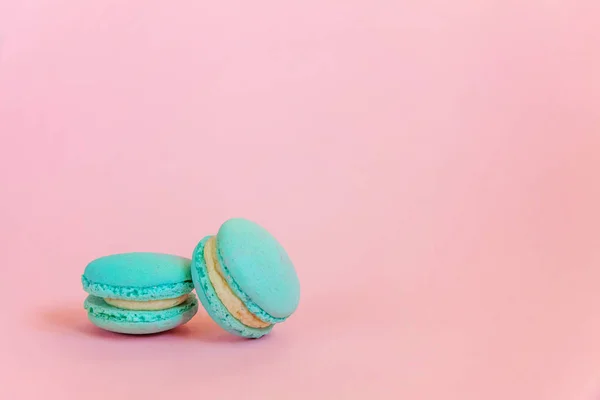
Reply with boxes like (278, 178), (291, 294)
(1, 1), (600, 399)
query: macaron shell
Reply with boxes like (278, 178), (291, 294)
(82, 276), (194, 301)
(216, 218), (300, 321)
(83, 252), (192, 288)
(84, 295), (199, 335)
(192, 237), (273, 339)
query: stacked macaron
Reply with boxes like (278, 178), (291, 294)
(82, 253), (199, 334)
(82, 218), (300, 338)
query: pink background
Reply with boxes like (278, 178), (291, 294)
(1, 1), (600, 399)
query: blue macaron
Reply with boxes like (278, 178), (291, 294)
(191, 218), (300, 338)
(82, 252), (199, 334)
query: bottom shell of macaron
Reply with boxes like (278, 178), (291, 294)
(84, 294), (199, 335)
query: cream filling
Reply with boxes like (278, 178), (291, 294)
(204, 236), (271, 329)
(105, 294), (189, 311)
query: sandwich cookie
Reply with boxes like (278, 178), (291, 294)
(82, 252), (198, 334)
(191, 218), (300, 338)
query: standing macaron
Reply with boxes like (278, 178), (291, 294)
(82, 253), (199, 334)
(191, 218), (300, 338)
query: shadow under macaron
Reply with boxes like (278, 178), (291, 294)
(178, 311), (261, 344)
(31, 303), (256, 344)
(32, 304), (177, 339)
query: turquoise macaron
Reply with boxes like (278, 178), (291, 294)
(191, 218), (301, 338)
(82, 252), (199, 334)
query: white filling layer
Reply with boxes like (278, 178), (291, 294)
(104, 294), (189, 310)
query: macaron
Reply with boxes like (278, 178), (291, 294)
(191, 218), (300, 338)
(82, 252), (199, 334)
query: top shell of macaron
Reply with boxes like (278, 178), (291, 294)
(216, 218), (300, 320)
(83, 252), (192, 287)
